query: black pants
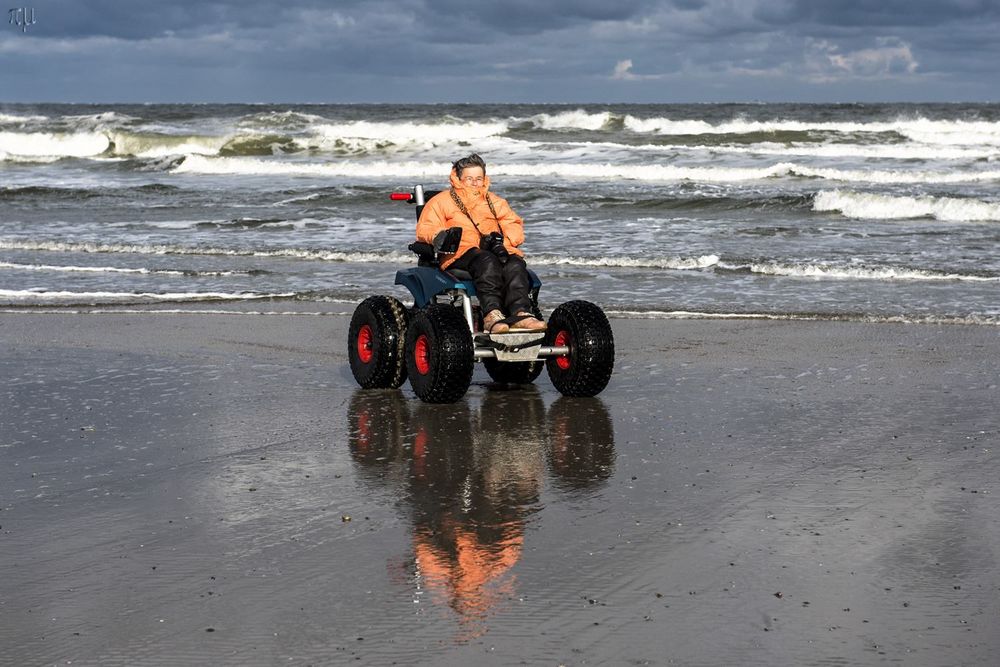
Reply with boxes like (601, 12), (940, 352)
(450, 249), (532, 316)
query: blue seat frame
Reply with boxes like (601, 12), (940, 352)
(395, 266), (541, 309)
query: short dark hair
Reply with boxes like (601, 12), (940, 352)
(452, 153), (486, 177)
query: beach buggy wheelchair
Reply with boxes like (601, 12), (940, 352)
(348, 185), (615, 403)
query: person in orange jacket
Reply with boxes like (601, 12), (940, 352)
(416, 153), (546, 333)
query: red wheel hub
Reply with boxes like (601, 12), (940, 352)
(554, 330), (571, 370)
(414, 334), (431, 375)
(356, 324), (374, 363)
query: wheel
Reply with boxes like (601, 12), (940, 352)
(347, 389), (409, 466)
(348, 295), (409, 389)
(547, 397), (614, 490)
(483, 358), (544, 385)
(544, 300), (614, 397)
(405, 304), (475, 403)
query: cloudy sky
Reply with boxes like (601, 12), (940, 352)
(2, 0), (998, 103)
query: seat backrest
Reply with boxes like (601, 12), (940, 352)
(415, 190), (441, 221)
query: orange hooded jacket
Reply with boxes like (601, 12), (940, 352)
(416, 169), (525, 269)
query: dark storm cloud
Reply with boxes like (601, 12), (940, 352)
(34, 1), (376, 39)
(2, 0), (998, 101)
(769, 0), (1000, 28)
(426, 0), (647, 34)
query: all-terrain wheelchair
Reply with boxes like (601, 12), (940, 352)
(348, 185), (615, 403)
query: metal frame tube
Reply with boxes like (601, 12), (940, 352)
(473, 345), (569, 360)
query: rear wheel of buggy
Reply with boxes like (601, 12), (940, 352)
(348, 295), (409, 389)
(544, 300), (615, 397)
(483, 358), (544, 385)
(405, 304), (474, 403)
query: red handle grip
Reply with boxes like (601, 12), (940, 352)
(389, 192), (412, 201)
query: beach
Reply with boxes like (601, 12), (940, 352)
(2, 309), (998, 666)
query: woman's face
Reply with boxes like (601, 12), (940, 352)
(459, 166), (485, 188)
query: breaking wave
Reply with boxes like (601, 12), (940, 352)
(4, 109), (1000, 163)
(813, 189), (1000, 222)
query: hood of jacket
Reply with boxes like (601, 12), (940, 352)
(449, 168), (492, 203)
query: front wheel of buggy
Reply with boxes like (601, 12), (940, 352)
(544, 300), (615, 397)
(348, 295), (409, 389)
(405, 304), (474, 403)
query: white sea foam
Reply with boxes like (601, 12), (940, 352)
(699, 142), (998, 161)
(718, 259), (1000, 282)
(0, 261), (180, 275)
(0, 261), (256, 276)
(532, 253), (996, 281)
(0, 308), (350, 316)
(532, 253), (721, 270)
(172, 155), (451, 178)
(170, 155), (1000, 185)
(553, 138), (998, 161)
(621, 115), (1000, 147)
(4, 238), (995, 282)
(529, 110), (615, 131)
(500, 161), (1000, 185)
(814, 189), (1000, 222)
(0, 239), (415, 264)
(309, 120), (507, 148)
(603, 309), (1000, 326)
(0, 289), (294, 304)
(0, 130), (110, 157)
(0, 113), (48, 123)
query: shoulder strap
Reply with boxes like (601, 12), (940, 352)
(484, 193), (501, 221)
(451, 189), (486, 238)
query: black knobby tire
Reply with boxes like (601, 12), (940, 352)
(348, 295), (409, 389)
(405, 304), (475, 403)
(544, 300), (615, 397)
(483, 358), (544, 385)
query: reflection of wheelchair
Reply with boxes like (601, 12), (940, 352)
(348, 185), (615, 403)
(347, 388), (615, 493)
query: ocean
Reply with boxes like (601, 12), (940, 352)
(2, 102), (999, 324)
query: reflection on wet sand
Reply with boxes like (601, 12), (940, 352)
(348, 387), (615, 638)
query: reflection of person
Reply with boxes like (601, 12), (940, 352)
(416, 153), (546, 334)
(407, 392), (544, 633)
(346, 388), (615, 635)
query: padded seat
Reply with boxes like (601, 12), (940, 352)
(446, 268), (473, 281)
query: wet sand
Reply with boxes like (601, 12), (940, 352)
(2, 310), (998, 666)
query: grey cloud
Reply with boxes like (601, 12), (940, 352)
(769, 0), (1000, 28)
(2, 0), (998, 102)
